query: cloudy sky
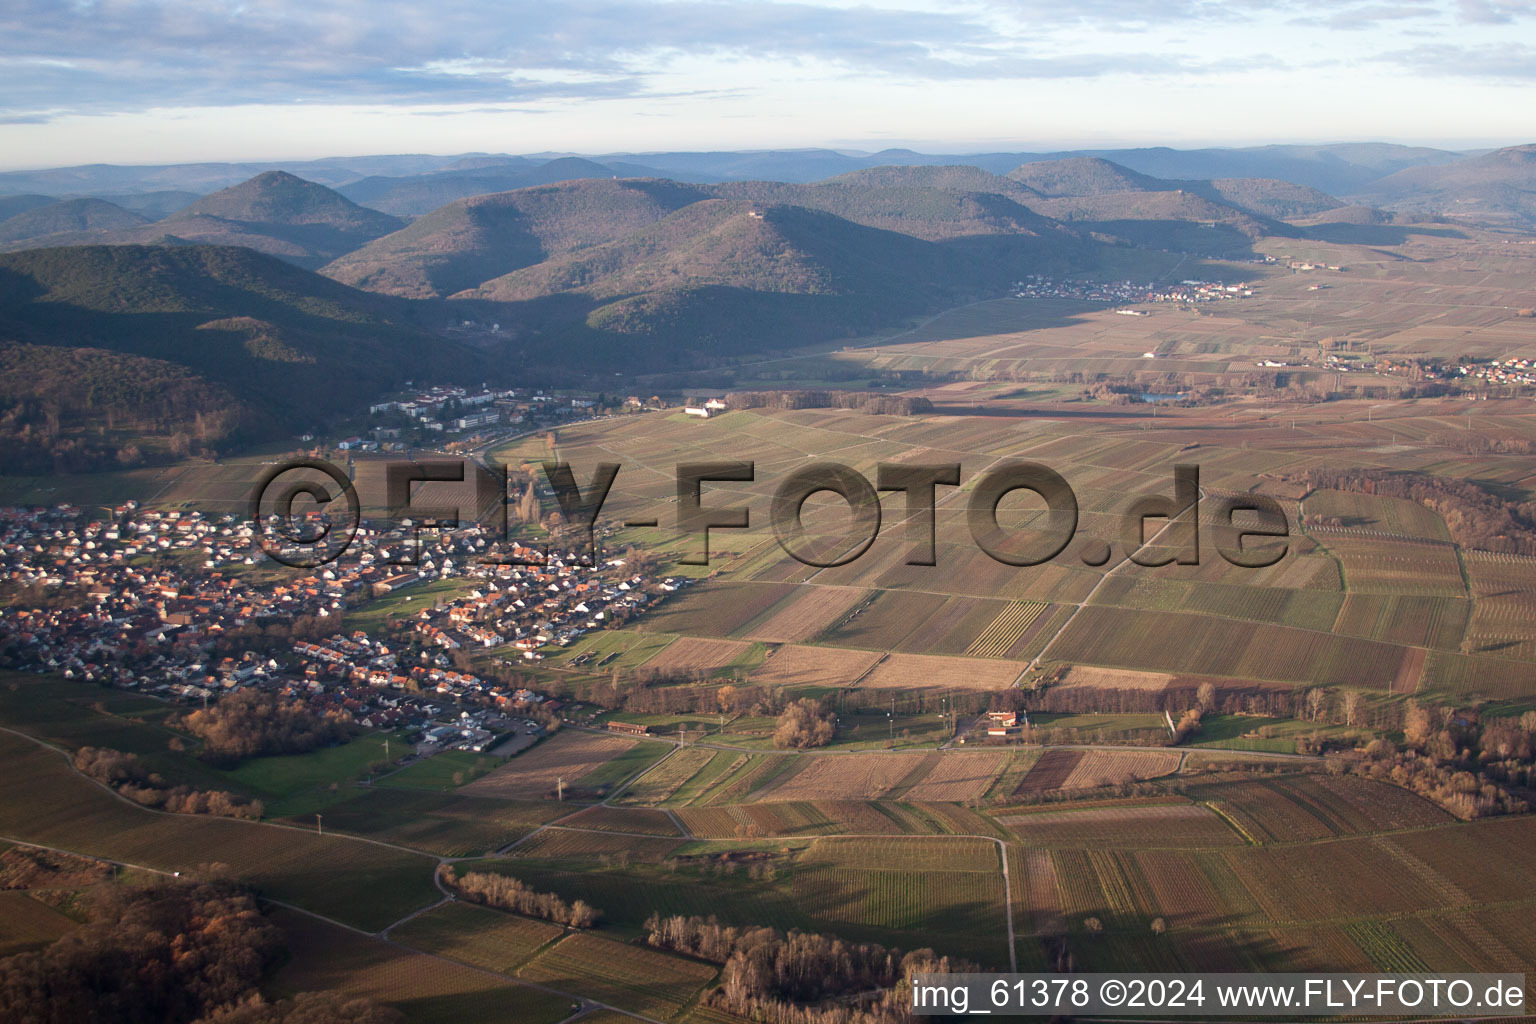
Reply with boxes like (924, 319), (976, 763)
(1, 0), (1532, 168)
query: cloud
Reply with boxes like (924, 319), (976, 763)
(1316, 4), (1440, 30)
(0, 0), (1283, 120)
(1455, 0), (1531, 23)
(1377, 41), (1536, 77)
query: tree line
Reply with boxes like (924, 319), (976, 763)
(73, 746), (263, 819)
(721, 390), (934, 416)
(644, 913), (974, 1024)
(446, 869), (601, 929)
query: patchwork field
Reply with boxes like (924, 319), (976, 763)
(460, 732), (650, 800)
(904, 752), (1010, 802)
(759, 753), (930, 801)
(638, 636), (756, 676)
(272, 908), (572, 1024)
(857, 652), (1026, 691)
(748, 643), (884, 689)
(743, 585), (866, 642)
(518, 932), (718, 1020)
(997, 802), (1245, 847)
(1015, 748), (1183, 795)
(0, 731), (437, 932)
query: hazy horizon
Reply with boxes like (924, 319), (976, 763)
(3, 0), (1534, 171)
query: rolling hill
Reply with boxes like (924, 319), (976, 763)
(447, 196), (1090, 367)
(0, 198), (150, 247)
(1362, 144), (1536, 225)
(1007, 157), (1167, 197)
(0, 195), (59, 224)
(324, 178), (711, 298)
(0, 245), (475, 464)
(336, 157), (632, 217)
(326, 174), (1090, 298)
(99, 172), (407, 267)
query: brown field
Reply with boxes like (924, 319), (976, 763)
(743, 585), (867, 643)
(1016, 748), (1181, 794)
(270, 907), (570, 1024)
(518, 932), (717, 1019)
(905, 753), (1010, 802)
(512, 828), (686, 862)
(858, 652), (1025, 691)
(760, 753), (931, 801)
(998, 803), (1244, 847)
(1062, 749), (1182, 789)
(639, 636), (752, 675)
(558, 805), (682, 836)
(461, 732), (636, 799)
(965, 602), (1048, 658)
(0, 891), (78, 956)
(748, 644), (883, 688)
(1052, 665), (1175, 693)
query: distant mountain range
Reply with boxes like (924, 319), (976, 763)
(0, 141), (1532, 463)
(0, 140), (1519, 209)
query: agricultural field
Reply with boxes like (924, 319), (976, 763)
(1186, 774), (1452, 842)
(857, 652), (1026, 691)
(747, 644), (883, 689)
(997, 802), (1245, 847)
(518, 932), (718, 1019)
(302, 787), (565, 856)
(756, 753), (931, 801)
(0, 891), (80, 956)
(1462, 550), (1536, 663)
(903, 752), (1009, 802)
(511, 827), (687, 862)
(742, 585), (867, 643)
(391, 901), (564, 973)
(636, 636), (760, 676)
(0, 731), (437, 932)
(460, 731), (664, 801)
(558, 804), (683, 836)
(270, 907), (574, 1024)
(1014, 748), (1182, 795)
(615, 747), (720, 805)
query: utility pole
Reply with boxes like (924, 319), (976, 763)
(557, 777), (564, 801)
(315, 814), (323, 836)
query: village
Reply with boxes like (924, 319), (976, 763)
(1012, 274), (1257, 305)
(334, 383), (662, 453)
(0, 500), (686, 759)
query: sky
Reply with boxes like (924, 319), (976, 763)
(1, 0), (1533, 169)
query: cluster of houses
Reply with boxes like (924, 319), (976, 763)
(0, 500), (678, 754)
(402, 552), (682, 661)
(1454, 358), (1536, 388)
(1012, 275), (1254, 305)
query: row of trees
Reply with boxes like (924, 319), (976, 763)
(448, 869), (602, 929)
(644, 913), (974, 1024)
(720, 390), (934, 416)
(1302, 467), (1536, 555)
(73, 747), (262, 819)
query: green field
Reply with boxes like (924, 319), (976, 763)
(374, 749), (500, 792)
(0, 730), (437, 932)
(216, 730), (409, 817)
